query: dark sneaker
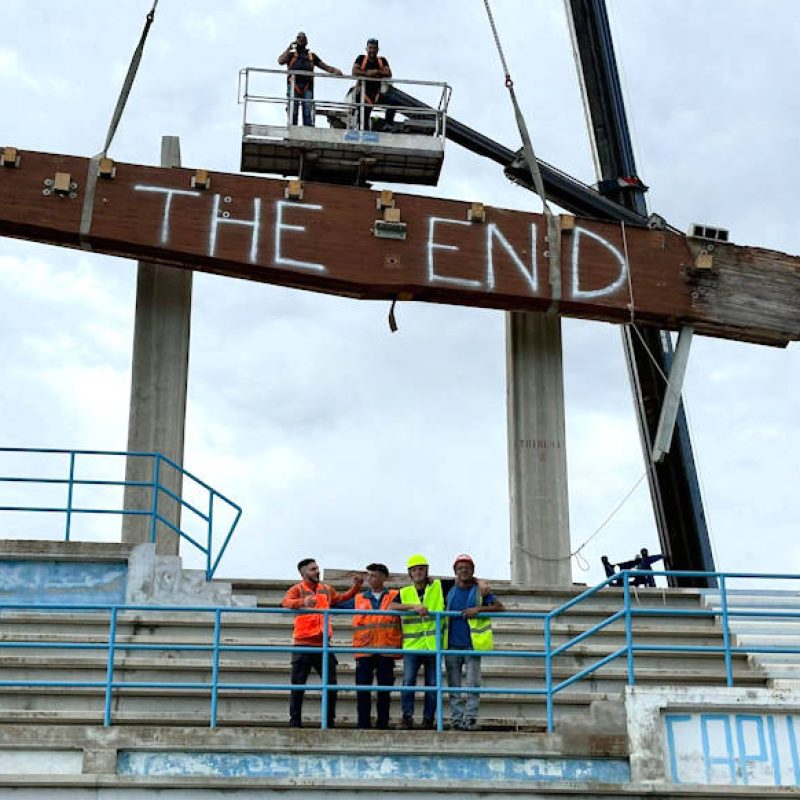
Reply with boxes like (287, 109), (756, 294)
(462, 719), (478, 731)
(422, 718), (435, 730)
(289, 720), (302, 729)
(401, 715), (413, 730)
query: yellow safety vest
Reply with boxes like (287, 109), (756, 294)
(444, 583), (494, 651)
(399, 580), (445, 651)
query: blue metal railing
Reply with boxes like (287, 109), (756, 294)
(0, 447), (242, 579)
(1, 571), (799, 732)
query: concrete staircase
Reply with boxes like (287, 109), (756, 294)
(701, 588), (800, 684)
(1, 546), (796, 797)
(0, 575), (769, 730)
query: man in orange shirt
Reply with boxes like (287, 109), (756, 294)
(281, 558), (363, 728)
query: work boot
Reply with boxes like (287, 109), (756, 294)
(401, 715), (413, 730)
(422, 718), (435, 730)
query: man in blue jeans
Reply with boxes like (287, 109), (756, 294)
(277, 32), (342, 126)
(444, 554), (504, 731)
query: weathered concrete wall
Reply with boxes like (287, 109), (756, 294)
(627, 685), (800, 788)
(117, 750), (628, 784)
(0, 559), (126, 605)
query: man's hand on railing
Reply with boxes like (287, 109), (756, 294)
(461, 607), (481, 619)
(413, 604), (429, 616)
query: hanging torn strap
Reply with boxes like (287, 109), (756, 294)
(388, 298), (399, 333)
(79, 1), (159, 250)
(483, 0), (561, 309)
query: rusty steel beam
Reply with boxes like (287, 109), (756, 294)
(1, 150), (798, 346)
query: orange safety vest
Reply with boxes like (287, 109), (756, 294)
(287, 50), (316, 95)
(293, 582), (332, 642)
(352, 589), (401, 658)
(357, 55), (387, 103)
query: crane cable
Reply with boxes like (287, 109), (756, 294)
(482, 0), (561, 310)
(80, 0), (160, 249)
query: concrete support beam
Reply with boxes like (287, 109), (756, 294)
(122, 136), (192, 555)
(506, 311), (571, 586)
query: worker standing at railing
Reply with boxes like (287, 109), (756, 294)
(336, 563), (402, 729)
(281, 558), (363, 728)
(390, 554), (445, 729)
(351, 37), (395, 131)
(444, 554), (505, 731)
(278, 31), (343, 127)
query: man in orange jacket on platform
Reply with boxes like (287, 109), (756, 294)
(281, 558), (363, 728)
(338, 563), (402, 728)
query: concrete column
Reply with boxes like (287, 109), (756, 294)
(506, 311), (571, 586)
(122, 136), (192, 555)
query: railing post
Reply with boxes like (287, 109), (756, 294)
(149, 454), (161, 543)
(206, 492), (215, 580)
(545, 614), (553, 733)
(320, 608), (330, 730)
(103, 606), (119, 727)
(624, 574), (635, 686)
(435, 612), (443, 732)
(288, 74), (295, 126)
(720, 574), (733, 687)
(210, 608), (222, 728)
(65, 451), (76, 542)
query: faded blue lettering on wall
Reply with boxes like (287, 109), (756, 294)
(0, 560), (126, 605)
(665, 711), (800, 786)
(117, 750), (630, 784)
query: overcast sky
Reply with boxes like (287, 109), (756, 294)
(1, 0), (797, 587)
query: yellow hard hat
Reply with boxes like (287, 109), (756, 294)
(406, 554), (429, 569)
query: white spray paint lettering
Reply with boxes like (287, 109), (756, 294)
(274, 200), (326, 272)
(133, 185), (202, 244)
(570, 226), (628, 300)
(428, 217), (538, 292)
(487, 222), (537, 293)
(209, 195), (261, 263)
(427, 217), (480, 288)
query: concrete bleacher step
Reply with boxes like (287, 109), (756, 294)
(701, 588), (800, 684)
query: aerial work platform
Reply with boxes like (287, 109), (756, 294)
(238, 68), (450, 185)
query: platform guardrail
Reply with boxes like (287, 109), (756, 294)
(0, 570), (797, 732)
(0, 447), (241, 579)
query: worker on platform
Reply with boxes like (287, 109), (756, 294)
(281, 558), (362, 728)
(351, 37), (395, 131)
(444, 554), (504, 731)
(601, 555), (623, 587)
(278, 32), (343, 127)
(390, 554), (444, 729)
(337, 563), (402, 729)
(632, 548), (666, 588)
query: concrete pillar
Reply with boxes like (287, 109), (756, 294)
(506, 311), (571, 586)
(122, 136), (192, 555)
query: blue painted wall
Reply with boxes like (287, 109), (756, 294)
(0, 560), (126, 605)
(118, 750), (629, 784)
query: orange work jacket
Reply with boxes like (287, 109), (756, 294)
(282, 581), (358, 646)
(352, 589), (402, 658)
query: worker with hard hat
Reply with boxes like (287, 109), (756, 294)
(444, 554), (505, 731)
(389, 553), (444, 729)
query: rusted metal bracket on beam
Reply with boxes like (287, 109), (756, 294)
(652, 325), (694, 463)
